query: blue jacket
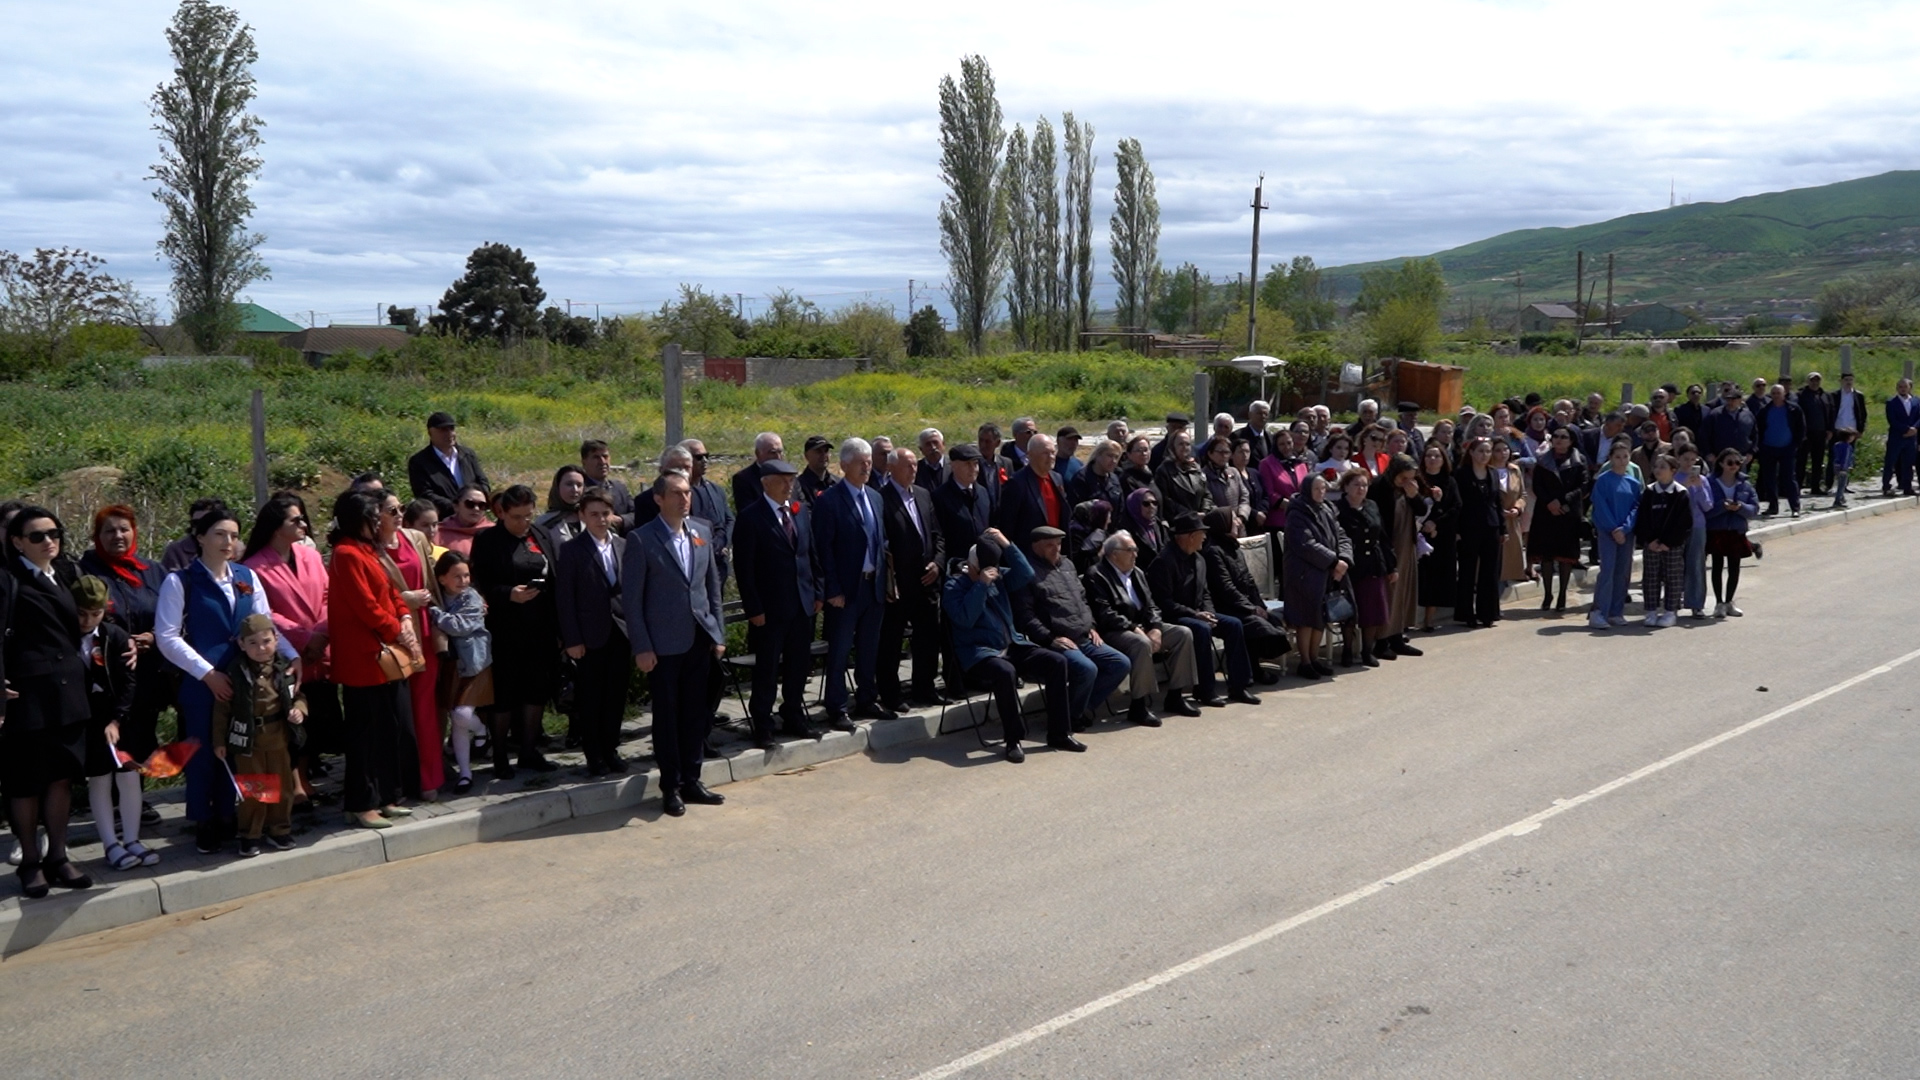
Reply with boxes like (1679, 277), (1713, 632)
(1888, 395), (1920, 441)
(621, 516), (725, 657)
(1591, 470), (1643, 535)
(812, 481), (888, 605)
(943, 546), (1035, 672)
(430, 588), (492, 678)
(1703, 403), (1756, 458)
(1704, 474), (1759, 532)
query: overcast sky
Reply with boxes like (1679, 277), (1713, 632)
(1, 0), (1913, 327)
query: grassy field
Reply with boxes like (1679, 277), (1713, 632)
(5, 340), (1915, 539)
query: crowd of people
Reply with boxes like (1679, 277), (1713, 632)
(2, 370), (1915, 896)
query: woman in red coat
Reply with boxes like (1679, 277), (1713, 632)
(326, 489), (421, 829)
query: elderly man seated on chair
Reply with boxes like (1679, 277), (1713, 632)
(1011, 525), (1134, 734)
(943, 529), (1080, 763)
(1082, 530), (1203, 724)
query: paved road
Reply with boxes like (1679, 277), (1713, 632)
(5, 514), (1918, 1079)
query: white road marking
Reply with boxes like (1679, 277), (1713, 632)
(910, 645), (1920, 1080)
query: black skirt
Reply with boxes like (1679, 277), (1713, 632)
(1, 674), (88, 796)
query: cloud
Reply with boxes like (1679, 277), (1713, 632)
(0, 0), (1914, 324)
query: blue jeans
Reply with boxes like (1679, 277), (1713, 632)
(1593, 535), (1633, 619)
(822, 588), (883, 714)
(1683, 524), (1707, 612)
(1059, 639), (1134, 719)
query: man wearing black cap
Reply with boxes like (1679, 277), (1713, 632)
(1013, 526), (1132, 731)
(943, 529), (1078, 762)
(732, 458), (825, 746)
(798, 434), (839, 506)
(1795, 372), (1834, 495)
(933, 443), (994, 561)
(1147, 513), (1260, 706)
(1149, 412), (1191, 472)
(407, 412), (489, 504)
(1394, 402), (1426, 463)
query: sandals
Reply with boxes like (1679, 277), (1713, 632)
(105, 843), (141, 872)
(126, 841), (161, 867)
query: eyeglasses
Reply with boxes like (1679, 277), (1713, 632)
(1141, 499), (1159, 506)
(380, 506), (402, 517)
(21, 528), (62, 544)
(463, 500), (489, 510)
(690, 453), (710, 461)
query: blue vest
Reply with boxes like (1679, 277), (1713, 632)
(178, 559), (258, 673)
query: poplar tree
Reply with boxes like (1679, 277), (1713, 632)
(937, 55), (1005, 356)
(999, 125), (1034, 349)
(1110, 138), (1160, 330)
(1027, 118), (1062, 350)
(1061, 113), (1096, 347)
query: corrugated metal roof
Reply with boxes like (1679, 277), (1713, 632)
(1528, 303), (1580, 319)
(237, 302), (303, 334)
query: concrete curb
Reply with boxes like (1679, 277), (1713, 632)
(6, 493), (1913, 952)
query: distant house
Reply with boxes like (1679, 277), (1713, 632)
(1520, 303), (1580, 333)
(279, 325), (410, 367)
(237, 303), (304, 338)
(1612, 303), (1694, 335)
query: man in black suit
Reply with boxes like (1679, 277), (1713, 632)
(1234, 401), (1275, 467)
(731, 431), (786, 512)
(993, 433), (1070, 558)
(933, 443), (994, 564)
(406, 411), (489, 503)
(579, 439), (635, 520)
(877, 447), (948, 711)
(1795, 372), (1835, 495)
(555, 488), (630, 776)
(914, 428), (947, 491)
(732, 460), (824, 747)
(798, 434), (839, 506)
(1084, 530), (1201, 720)
(975, 423), (1009, 505)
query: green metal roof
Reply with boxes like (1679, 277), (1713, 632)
(237, 302), (304, 334)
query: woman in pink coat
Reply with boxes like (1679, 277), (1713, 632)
(240, 494), (341, 798)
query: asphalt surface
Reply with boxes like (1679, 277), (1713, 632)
(3, 512), (1917, 1079)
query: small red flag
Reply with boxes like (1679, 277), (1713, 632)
(234, 773), (282, 804)
(140, 738), (200, 778)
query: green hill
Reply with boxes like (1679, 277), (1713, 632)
(1325, 170), (1920, 324)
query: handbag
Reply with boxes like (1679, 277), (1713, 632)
(377, 639), (424, 682)
(1324, 588), (1356, 624)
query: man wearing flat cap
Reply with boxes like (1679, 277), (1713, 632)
(732, 458), (825, 747)
(944, 530), (1077, 762)
(1395, 402), (1426, 463)
(1147, 512), (1260, 707)
(933, 443), (995, 563)
(1012, 526), (1132, 732)
(407, 411), (489, 504)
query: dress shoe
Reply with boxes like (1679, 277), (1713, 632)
(1162, 691), (1202, 717)
(828, 711), (858, 732)
(681, 782), (726, 806)
(851, 702), (898, 721)
(1128, 698), (1162, 727)
(587, 762), (608, 778)
(880, 699), (911, 717)
(452, 775), (474, 795)
(911, 691), (957, 707)
(491, 761), (515, 781)
(1339, 648), (1356, 668)
(606, 757), (628, 775)
(519, 756), (559, 773)
(1005, 743), (1026, 763)
(1373, 641), (1397, 661)
(1072, 714), (1094, 733)
(753, 733), (779, 751)
(1047, 736), (1088, 752)
(1199, 694), (1229, 709)
(662, 789), (686, 816)
(1296, 662), (1322, 680)
(1361, 652), (1380, 668)
(15, 863), (49, 900)
(1227, 687), (1262, 706)
(782, 721), (824, 739)
(1392, 638), (1423, 657)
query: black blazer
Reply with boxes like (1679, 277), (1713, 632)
(555, 530), (627, 650)
(932, 479), (994, 567)
(84, 620), (137, 732)
(1145, 545), (1213, 622)
(1083, 559), (1165, 635)
(993, 468), (1069, 554)
(0, 559), (87, 729)
(407, 443), (489, 504)
(733, 494), (823, 623)
(879, 480), (944, 595)
(914, 457), (946, 492)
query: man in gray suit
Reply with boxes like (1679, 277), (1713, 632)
(556, 488), (629, 777)
(622, 473), (727, 817)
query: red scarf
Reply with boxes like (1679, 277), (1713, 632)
(96, 532), (152, 590)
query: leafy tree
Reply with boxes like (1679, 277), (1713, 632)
(1214, 299), (1296, 356)
(1365, 296), (1442, 360)
(1815, 266), (1920, 334)
(1352, 257), (1447, 316)
(654, 284), (745, 355)
(831, 300), (903, 365)
(937, 55), (1005, 356)
(431, 242), (546, 341)
(1061, 113), (1096, 347)
(1109, 137), (1160, 329)
(1027, 118), (1063, 350)
(0, 247), (138, 366)
(149, 0), (269, 353)
(539, 306), (597, 347)
(1258, 255), (1337, 332)
(1151, 262), (1207, 334)
(758, 288), (823, 330)
(999, 125), (1035, 349)
(386, 304), (421, 333)
(904, 305), (951, 358)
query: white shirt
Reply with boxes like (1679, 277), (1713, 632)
(18, 555), (55, 585)
(436, 446), (461, 486)
(78, 627), (98, 666)
(849, 482), (876, 573)
(1835, 389), (1859, 432)
(1110, 560), (1141, 610)
(891, 479), (926, 540)
(765, 494), (796, 535)
(665, 522), (693, 579)
(593, 532), (617, 584)
(154, 559), (298, 681)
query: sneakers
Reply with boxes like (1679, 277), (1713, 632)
(1587, 612), (1610, 629)
(1642, 613), (1660, 627)
(266, 834), (296, 852)
(1689, 609), (1708, 619)
(1607, 615), (1627, 626)
(236, 837), (260, 859)
(1656, 611), (1679, 628)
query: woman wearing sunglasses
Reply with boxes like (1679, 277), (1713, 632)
(436, 484), (495, 558)
(242, 493), (343, 810)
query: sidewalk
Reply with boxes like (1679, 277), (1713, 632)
(5, 492), (1913, 954)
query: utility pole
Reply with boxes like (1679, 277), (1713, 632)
(907, 279), (915, 313)
(1606, 254), (1615, 338)
(1246, 174), (1267, 355)
(1575, 251), (1585, 327)
(1191, 265), (1200, 334)
(1514, 274), (1523, 336)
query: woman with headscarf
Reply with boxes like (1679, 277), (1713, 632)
(1201, 435), (1249, 534)
(1416, 443), (1460, 632)
(538, 465), (588, 547)
(1282, 476), (1351, 680)
(1199, 508), (1287, 681)
(1121, 487), (1170, 571)
(1527, 426), (1588, 617)
(1067, 500), (1112, 575)
(1369, 455), (1426, 659)
(78, 505), (172, 820)
(1334, 468), (1395, 668)
(1520, 407), (1553, 461)
(436, 484), (495, 558)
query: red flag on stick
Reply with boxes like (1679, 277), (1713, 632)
(140, 738), (200, 779)
(234, 773), (282, 804)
